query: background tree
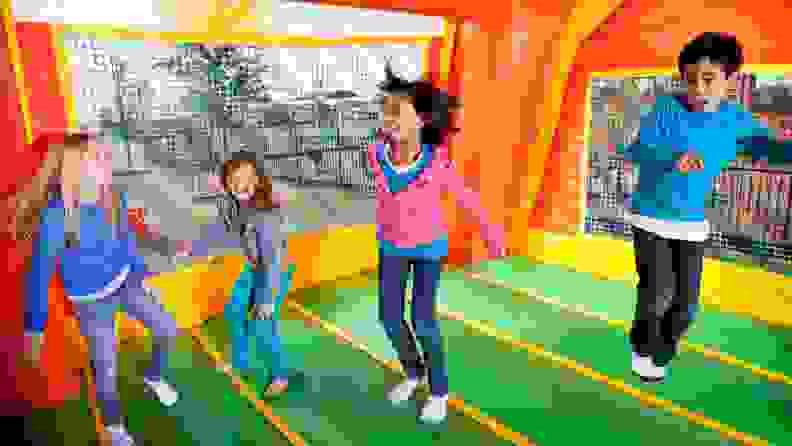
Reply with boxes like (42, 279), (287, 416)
(152, 43), (274, 162)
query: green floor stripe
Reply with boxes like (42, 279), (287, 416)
(304, 286), (730, 446)
(472, 257), (792, 378)
(200, 309), (511, 446)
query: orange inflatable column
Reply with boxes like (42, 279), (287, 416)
(14, 21), (84, 407)
(0, 5), (32, 413)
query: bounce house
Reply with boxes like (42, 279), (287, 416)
(3, 0), (792, 444)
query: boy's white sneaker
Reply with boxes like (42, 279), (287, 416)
(631, 352), (665, 382)
(387, 376), (427, 405)
(143, 376), (179, 407)
(419, 394), (448, 424)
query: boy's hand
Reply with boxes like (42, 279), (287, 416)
(251, 302), (274, 320)
(677, 152), (704, 173)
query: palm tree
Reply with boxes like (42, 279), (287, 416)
(152, 43), (274, 162)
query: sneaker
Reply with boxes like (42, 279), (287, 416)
(387, 376), (427, 405)
(143, 376), (179, 407)
(631, 352), (665, 383)
(264, 378), (290, 397)
(419, 394), (448, 424)
(105, 424), (135, 446)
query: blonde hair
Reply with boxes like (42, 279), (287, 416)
(11, 132), (101, 241)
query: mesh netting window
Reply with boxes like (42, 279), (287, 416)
(586, 74), (792, 271)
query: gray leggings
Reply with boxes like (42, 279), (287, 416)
(72, 270), (180, 426)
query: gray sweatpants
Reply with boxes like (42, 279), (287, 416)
(72, 269), (180, 426)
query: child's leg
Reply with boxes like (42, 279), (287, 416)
(248, 265), (293, 395)
(657, 238), (705, 367)
(410, 258), (447, 397)
(226, 266), (255, 371)
(378, 252), (426, 381)
(268, 267), (294, 381)
(120, 273), (180, 382)
(72, 298), (124, 427)
(249, 319), (288, 384)
(629, 228), (675, 361)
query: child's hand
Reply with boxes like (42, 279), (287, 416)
(251, 303), (275, 320)
(175, 239), (193, 257)
(22, 332), (43, 367)
(677, 152), (704, 173)
(207, 175), (224, 193)
(488, 242), (506, 259)
(272, 191), (290, 206)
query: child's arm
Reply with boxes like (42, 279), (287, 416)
(249, 216), (289, 319)
(25, 208), (65, 337)
(116, 191), (180, 256)
(189, 221), (243, 259)
(619, 98), (684, 168)
(736, 110), (792, 163)
(257, 222), (283, 299)
(436, 154), (505, 256)
(367, 142), (389, 193)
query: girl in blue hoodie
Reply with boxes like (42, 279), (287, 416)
(623, 33), (792, 383)
(15, 132), (186, 446)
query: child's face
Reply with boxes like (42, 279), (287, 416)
(228, 163), (258, 199)
(382, 95), (419, 143)
(683, 59), (731, 107)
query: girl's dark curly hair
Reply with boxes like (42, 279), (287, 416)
(378, 63), (460, 146)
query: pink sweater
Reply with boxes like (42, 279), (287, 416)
(367, 143), (504, 249)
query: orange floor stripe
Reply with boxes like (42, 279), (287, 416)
(190, 327), (307, 446)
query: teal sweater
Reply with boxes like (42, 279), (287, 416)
(622, 95), (792, 222)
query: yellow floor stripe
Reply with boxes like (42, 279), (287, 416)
(190, 327), (307, 446)
(409, 290), (769, 446)
(466, 271), (792, 387)
(285, 300), (537, 446)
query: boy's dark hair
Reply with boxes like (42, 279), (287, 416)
(678, 32), (744, 78)
(378, 63), (460, 146)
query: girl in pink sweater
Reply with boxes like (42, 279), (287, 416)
(369, 65), (505, 423)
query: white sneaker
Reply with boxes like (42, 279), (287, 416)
(106, 424), (136, 446)
(387, 376), (427, 405)
(419, 394), (449, 424)
(143, 376), (179, 407)
(631, 352), (665, 382)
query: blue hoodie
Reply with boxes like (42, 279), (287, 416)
(624, 95), (792, 222)
(25, 192), (145, 334)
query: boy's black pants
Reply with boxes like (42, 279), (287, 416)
(630, 227), (705, 366)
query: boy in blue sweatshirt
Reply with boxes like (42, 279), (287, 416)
(622, 32), (792, 383)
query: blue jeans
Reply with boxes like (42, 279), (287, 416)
(225, 262), (293, 381)
(378, 251), (448, 396)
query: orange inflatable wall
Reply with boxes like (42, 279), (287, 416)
(537, 0), (792, 232)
